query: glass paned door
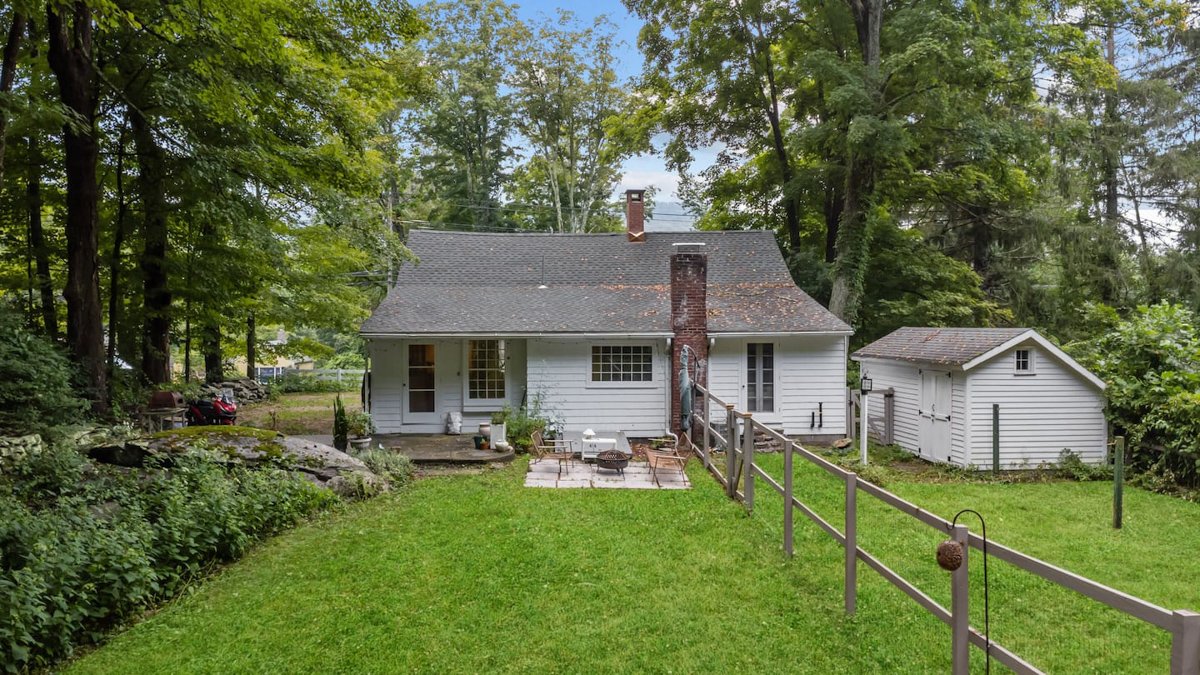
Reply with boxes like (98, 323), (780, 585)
(747, 343), (774, 413)
(407, 344), (436, 414)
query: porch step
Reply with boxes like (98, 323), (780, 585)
(753, 428), (787, 454)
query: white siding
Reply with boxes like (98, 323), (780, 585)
(368, 338), (526, 434)
(708, 335), (847, 436)
(966, 345), (1107, 469)
(950, 375), (968, 465)
(368, 339), (404, 433)
(858, 359), (921, 455)
(526, 338), (669, 436)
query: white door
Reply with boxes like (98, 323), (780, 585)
(404, 343), (439, 424)
(918, 370), (952, 462)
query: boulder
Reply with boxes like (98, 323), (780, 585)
(145, 427), (382, 498)
(88, 440), (157, 468)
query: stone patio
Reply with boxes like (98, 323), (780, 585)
(524, 457), (690, 490)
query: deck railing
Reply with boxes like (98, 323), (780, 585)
(690, 382), (1199, 675)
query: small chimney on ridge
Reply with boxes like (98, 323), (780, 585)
(625, 189), (646, 242)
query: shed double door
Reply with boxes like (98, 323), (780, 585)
(918, 370), (951, 462)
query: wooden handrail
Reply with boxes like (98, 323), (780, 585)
(697, 393), (1198, 674)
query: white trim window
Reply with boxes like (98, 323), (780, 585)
(591, 345), (653, 383)
(1014, 348), (1034, 374)
(467, 339), (506, 400)
(747, 342), (775, 413)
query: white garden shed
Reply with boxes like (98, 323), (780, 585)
(851, 327), (1107, 469)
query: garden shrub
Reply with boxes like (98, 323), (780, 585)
(0, 309), (88, 435)
(353, 449), (414, 487)
(266, 372), (354, 394)
(1070, 303), (1200, 489)
(0, 443), (335, 671)
(491, 396), (558, 453)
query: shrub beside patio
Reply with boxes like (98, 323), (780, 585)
(67, 458), (1200, 673)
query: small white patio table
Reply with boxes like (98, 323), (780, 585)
(579, 437), (618, 460)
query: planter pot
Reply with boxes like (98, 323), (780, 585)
(349, 437), (372, 451)
(473, 434), (485, 449)
(479, 422), (491, 439)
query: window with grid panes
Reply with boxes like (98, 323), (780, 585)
(467, 340), (506, 399)
(591, 345), (653, 382)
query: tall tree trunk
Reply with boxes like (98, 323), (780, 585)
(830, 0), (882, 323)
(0, 13), (26, 183)
(107, 124), (129, 386)
(203, 319), (223, 384)
(129, 103), (172, 385)
(245, 312), (256, 379)
(27, 136), (57, 340)
(1102, 22), (1120, 233)
(823, 181), (844, 264)
(829, 157), (875, 322)
(46, 2), (108, 413)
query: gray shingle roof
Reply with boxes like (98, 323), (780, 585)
(852, 327), (1030, 366)
(360, 229), (850, 335)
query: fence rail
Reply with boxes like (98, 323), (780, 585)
(690, 382), (1198, 675)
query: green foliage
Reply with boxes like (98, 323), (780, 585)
(351, 449), (413, 487)
(0, 310), (88, 435)
(0, 443), (334, 671)
(1057, 449), (1114, 482)
(346, 411), (374, 438)
(332, 395), (349, 451)
(1070, 303), (1200, 487)
(267, 372), (355, 394)
(490, 397), (554, 453)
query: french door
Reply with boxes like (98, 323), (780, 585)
(747, 343), (774, 413)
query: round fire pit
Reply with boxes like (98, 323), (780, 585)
(596, 449), (631, 475)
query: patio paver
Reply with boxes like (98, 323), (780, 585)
(524, 458), (691, 490)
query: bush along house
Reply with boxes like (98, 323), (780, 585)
(359, 190), (852, 441)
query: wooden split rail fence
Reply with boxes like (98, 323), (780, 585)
(690, 383), (1200, 675)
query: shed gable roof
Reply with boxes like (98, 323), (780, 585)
(852, 327), (1106, 390)
(851, 327), (1029, 366)
(360, 229), (850, 336)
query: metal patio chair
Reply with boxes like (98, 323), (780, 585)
(531, 429), (577, 479)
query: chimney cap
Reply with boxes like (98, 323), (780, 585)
(625, 189), (645, 201)
(672, 242), (707, 254)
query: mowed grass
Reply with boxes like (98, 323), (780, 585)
(750, 452), (1200, 673)
(69, 455), (1200, 674)
(238, 392), (359, 436)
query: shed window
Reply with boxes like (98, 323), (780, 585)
(591, 345), (653, 382)
(468, 340), (506, 399)
(1014, 348), (1034, 374)
(747, 343), (775, 413)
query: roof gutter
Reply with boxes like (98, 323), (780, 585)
(360, 331), (674, 339)
(711, 330), (854, 338)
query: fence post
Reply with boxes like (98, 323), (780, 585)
(883, 389), (894, 445)
(702, 388), (711, 463)
(783, 441), (794, 557)
(951, 523), (970, 675)
(725, 405), (737, 498)
(845, 472), (857, 616)
(847, 390), (856, 442)
(992, 404), (1000, 475)
(1172, 610), (1200, 675)
(1114, 436), (1125, 530)
(742, 414), (754, 512)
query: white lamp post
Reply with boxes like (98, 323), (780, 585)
(859, 376), (873, 464)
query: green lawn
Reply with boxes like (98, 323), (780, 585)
(238, 392), (359, 436)
(69, 455), (1200, 674)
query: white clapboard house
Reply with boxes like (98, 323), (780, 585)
(852, 327), (1107, 468)
(359, 190), (852, 440)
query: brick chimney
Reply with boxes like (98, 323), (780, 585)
(625, 189), (646, 242)
(670, 242), (708, 436)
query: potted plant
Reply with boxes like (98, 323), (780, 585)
(348, 411), (374, 451)
(489, 410), (508, 452)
